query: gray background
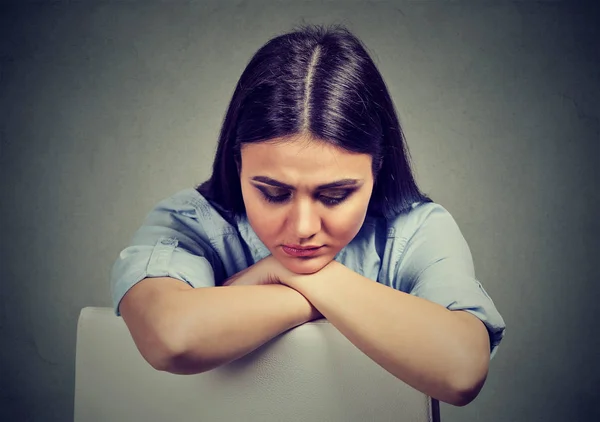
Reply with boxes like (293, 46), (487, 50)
(1, 0), (598, 421)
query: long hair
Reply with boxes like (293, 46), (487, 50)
(197, 23), (432, 220)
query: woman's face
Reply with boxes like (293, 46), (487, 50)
(239, 134), (375, 274)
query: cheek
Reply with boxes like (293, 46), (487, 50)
(242, 185), (265, 222)
(249, 211), (274, 233)
(326, 202), (369, 243)
(245, 200), (282, 241)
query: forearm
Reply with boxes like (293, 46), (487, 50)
(164, 284), (319, 375)
(285, 262), (489, 406)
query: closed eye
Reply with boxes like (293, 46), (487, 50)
(256, 187), (355, 207)
(260, 191), (290, 203)
(319, 192), (351, 206)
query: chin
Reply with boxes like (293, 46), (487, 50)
(281, 255), (332, 275)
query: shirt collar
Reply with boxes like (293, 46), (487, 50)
(234, 213), (273, 261)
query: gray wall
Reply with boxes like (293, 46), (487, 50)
(1, 1), (598, 421)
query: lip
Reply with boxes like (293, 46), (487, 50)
(283, 244), (322, 250)
(282, 245), (323, 257)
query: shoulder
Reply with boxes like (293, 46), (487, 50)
(152, 187), (219, 218)
(388, 201), (470, 264)
(359, 201), (454, 255)
(135, 187), (238, 245)
(161, 187), (234, 221)
(385, 201), (459, 243)
(375, 201), (469, 288)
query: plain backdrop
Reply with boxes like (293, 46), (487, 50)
(1, 1), (598, 421)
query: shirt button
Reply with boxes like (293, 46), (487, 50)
(161, 238), (175, 246)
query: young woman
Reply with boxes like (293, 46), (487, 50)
(110, 24), (506, 407)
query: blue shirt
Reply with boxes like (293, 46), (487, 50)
(110, 188), (506, 359)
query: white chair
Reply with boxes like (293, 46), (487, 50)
(74, 307), (440, 421)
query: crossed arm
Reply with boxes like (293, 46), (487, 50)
(219, 254), (490, 406)
(278, 259), (490, 407)
(123, 255), (490, 407)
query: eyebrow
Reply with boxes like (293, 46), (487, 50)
(251, 176), (362, 191)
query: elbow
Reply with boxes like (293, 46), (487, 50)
(157, 351), (215, 375)
(432, 379), (479, 407)
(447, 384), (481, 407)
(148, 331), (216, 375)
(137, 323), (196, 374)
(145, 332), (188, 373)
(148, 339), (200, 375)
(149, 350), (181, 374)
(447, 362), (488, 407)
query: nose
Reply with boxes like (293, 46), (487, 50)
(288, 197), (321, 240)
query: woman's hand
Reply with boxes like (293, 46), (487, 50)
(222, 255), (299, 287)
(222, 255), (325, 321)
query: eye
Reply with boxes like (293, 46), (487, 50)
(256, 187), (355, 206)
(321, 197), (344, 206)
(319, 189), (355, 206)
(258, 188), (290, 204)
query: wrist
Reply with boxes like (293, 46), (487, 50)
(283, 259), (340, 292)
(282, 268), (334, 323)
(282, 284), (320, 325)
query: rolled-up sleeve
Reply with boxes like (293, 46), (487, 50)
(396, 204), (506, 360)
(110, 194), (220, 317)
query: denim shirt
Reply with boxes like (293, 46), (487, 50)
(110, 188), (506, 359)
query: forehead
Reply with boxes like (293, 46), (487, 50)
(240, 136), (372, 177)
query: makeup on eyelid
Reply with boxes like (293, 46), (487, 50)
(253, 185), (357, 206)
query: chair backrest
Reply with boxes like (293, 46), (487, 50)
(74, 307), (440, 422)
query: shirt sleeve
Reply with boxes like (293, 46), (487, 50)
(396, 203), (506, 360)
(110, 192), (221, 317)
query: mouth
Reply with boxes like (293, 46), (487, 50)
(283, 244), (322, 250)
(281, 245), (323, 257)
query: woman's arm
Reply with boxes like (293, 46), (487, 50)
(120, 265), (321, 375)
(282, 261), (490, 407)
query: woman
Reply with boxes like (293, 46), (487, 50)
(110, 24), (506, 407)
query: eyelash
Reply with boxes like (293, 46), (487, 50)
(259, 190), (351, 207)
